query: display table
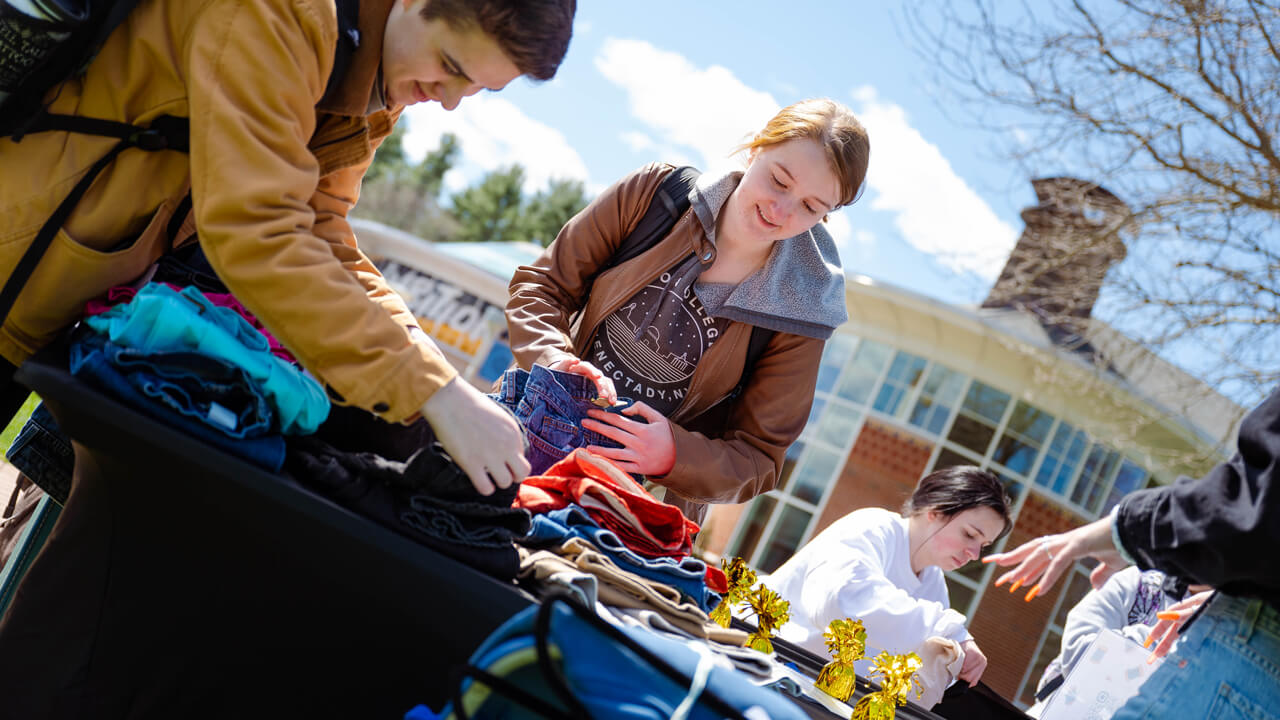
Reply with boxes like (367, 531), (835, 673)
(0, 351), (537, 718)
(0, 350), (1025, 720)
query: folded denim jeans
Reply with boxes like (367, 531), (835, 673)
(490, 365), (636, 475)
(6, 403), (74, 504)
(95, 337), (276, 440)
(526, 507), (720, 612)
(70, 334), (287, 472)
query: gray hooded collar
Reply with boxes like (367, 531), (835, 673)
(689, 169), (848, 340)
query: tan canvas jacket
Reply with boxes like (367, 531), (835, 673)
(506, 163), (825, 523)
(0, 0), (454, 422)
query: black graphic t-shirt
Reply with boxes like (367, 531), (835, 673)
(589, 275), (726, 416)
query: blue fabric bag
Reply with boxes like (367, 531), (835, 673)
(408, 592), (806, 720)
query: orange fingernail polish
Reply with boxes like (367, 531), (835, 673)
(1009, 579), (1024, 593)
(994, 576), (1007, 587)
(1156, 611), (1179, 621)
(1143, 634), (1155, 649)
(1024, 584), (1041, 602)
(981, 556), (996, 563)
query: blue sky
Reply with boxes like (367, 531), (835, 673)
(398, 2), (1035, 311)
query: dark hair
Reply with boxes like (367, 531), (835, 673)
(421, 0), (577, 81)
(902, 466), (1013, 540)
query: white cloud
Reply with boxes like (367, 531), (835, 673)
(594, 38), (779, 176)
(852, 85), (1016, 280)
(620, 131), (654, 153)
(591, 42), (1014, 281)
(401, 96), (590, 195)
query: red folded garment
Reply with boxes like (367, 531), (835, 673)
(516, 449), (700, 559)
(704, 566), (728, 594)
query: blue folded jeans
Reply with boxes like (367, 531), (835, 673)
(96, 337), (277, 440)
(6, 403), (74, 505)
(71, 334), (286, 472)
(527, 506), (719, 612)
(490, 365), (637, 475)
(1113, 593), (1279, 720)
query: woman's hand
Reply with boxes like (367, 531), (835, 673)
(580, 401), (676, 476)
(1144, 590), (1213, 661)
(982, 517), (1128, 600)
(547, 357), (617, 406)
(958, 639), (987, 685)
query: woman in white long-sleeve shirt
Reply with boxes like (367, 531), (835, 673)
(767, 466), (1011, 685)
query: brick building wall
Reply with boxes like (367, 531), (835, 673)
(815, 418), (934, 531)
(969, 493), (1087, 699)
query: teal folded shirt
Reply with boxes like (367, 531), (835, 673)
(84, 283), (329, 434)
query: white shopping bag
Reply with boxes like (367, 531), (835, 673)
(1039, 628), (1164, 720)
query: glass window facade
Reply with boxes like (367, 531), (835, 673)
(909, 365), (965, 436)
(872, 351), (927, 417)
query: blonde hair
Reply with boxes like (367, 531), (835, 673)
(737, 98), (870, 209)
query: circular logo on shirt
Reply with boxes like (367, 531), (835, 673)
(601, 284), (704, 384)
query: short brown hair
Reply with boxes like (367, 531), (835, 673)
(421, 0), (576, 81)
(738, 98), (870, 209)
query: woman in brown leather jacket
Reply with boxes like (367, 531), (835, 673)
(505, 99), (870, 523)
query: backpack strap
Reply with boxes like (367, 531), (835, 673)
(3, 0), (148, 139)
(736, 325), (775, 398)
(320, 0), (362, 106)
(0, 113), (190, 325)
(605, 165), (701, 270)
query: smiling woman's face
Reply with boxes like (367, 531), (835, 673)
(724, 137), (840, 246)
(913, 506), (1006, 574)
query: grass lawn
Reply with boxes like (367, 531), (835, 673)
(0, 394), (39, 456)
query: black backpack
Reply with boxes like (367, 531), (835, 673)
(0, 0), (361, 326)
(605, 166), (775, 409)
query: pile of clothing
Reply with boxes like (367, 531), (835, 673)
(73, 281), (329, 472)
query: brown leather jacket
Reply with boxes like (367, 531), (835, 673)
(507, 163), (826, 524)
(0, 0), (454, 423)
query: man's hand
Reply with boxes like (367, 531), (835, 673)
(581, 401), (676, 476)
(958, 639), (987, 685)
(421, 377), (529, 495)
(547, 357), (617, 406)
(983, 517), (1128, 600)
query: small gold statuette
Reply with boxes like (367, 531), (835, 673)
(851, 651), (924, 720)
(814, 618), (867, 702)
(709, 557), (758, 628)
(743, 584), (790, 654)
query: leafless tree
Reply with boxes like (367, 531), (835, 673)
(907, 0), (1280, 406)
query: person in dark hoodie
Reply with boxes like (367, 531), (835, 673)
(505, 98), (870, 524)
(984, 386), (1280, 719)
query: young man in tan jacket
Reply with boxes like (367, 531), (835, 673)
(0, 0), (576, 494)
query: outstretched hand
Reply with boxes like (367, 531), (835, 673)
(581, 401), (676, 476)
(1144, 590), (1213, 661)
(547, 357), (618, 406)
(982, 517), (1127, 600)
(421, 377), (530, 495)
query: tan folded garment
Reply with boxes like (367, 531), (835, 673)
(915, 636), (964, 708)
(518, 538), (744, 645)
